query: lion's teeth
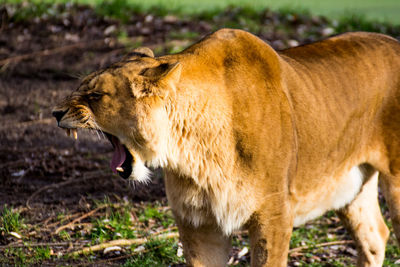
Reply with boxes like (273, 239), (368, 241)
(116, 167), (124, 172)
(72, 129), (78, 140)
(65, 129), (70, 137)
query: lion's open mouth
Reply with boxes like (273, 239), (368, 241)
(60, 128), (134, 179)
(105, 133), (133, 179)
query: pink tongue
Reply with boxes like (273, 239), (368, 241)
(110, 136), (126, 173)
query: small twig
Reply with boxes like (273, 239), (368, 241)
(45, 211), (83, 228)
(0, 39), (110, 67)
(289, 240), (353, 254)
(151, 226), (178, 235)
(0, 241), (73, 249)
(84, 243), (166, 266)
(70, 232), (179, 256)
(0, 118), (54, 130)
(55, 204), (111, 234)
(0, 159), (26, 169)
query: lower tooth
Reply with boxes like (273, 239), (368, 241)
(116, 167), (124, 172)
(72, 129), (78, 140)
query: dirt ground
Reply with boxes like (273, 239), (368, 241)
(1, 3), (400, 266)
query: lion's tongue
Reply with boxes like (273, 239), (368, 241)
(110, 136), (126, 173)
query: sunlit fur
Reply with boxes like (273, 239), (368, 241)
(53, 29), (400, 267)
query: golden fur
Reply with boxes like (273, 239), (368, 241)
(53, 29), (400, 266)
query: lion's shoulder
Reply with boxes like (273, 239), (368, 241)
(177, 29), (275, 59)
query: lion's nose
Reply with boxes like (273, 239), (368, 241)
(52, 109), (68, 123)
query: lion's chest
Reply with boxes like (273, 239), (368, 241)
(165, 170), (254, 235)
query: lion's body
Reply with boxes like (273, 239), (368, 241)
(53, 29), (400, 266)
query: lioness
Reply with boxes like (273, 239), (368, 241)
(53, 29), (400, 266)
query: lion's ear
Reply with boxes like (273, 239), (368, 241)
(158, 62), (181, 85)
(141, 62), (181, 85)
(138, 62), (181, 98)
(123, 47), (154, 61)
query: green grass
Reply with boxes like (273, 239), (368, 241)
(34, 246), (52, 260)
(138, 204), (175, 228)
(3, 0), (400, 24)
(0, 199), (399, 266)
(4, 1), (399, 40)
(3, 248), (28, 265)
(2, 246), (53, 265)
(123, 238), (183, 267)
(0, 205), (25, 235)
(87, 199), (136, 243)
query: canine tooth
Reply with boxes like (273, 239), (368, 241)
(72, 129), (78, 140)
(116, 167), (124, 172)
(65, 129), (70, 137)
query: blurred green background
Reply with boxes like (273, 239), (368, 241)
(6, 0), (400, 24)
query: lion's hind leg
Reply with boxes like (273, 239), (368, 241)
(380, 173), (400, 245)
(337, 171), (389, 267)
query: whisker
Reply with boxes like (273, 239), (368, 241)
(132, 137), (143, 149)
(90, 116), (106, 140)
(93, 128), (101, 140)
(128, 179), (136, 190)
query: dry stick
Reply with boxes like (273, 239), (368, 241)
(289, 240), (353, 254)
(0, 159), (26, 169)
(45, 211), (84, 228)
(18, 118), (54, 128)
(55, 204), (110, 234)
(0, 241), (73, 249)
(70, 232), (179, 256)
(85, 244), (166, 266)
(0, 117), (70, 131)
(26, 170), (107, 209)
(0, 39), (109, 66)
(54, 203), (123, 235)
(152, 226), (178, 235)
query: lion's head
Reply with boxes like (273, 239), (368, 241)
(52, 48), (181, 182)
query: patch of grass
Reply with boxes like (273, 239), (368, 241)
(291, 223), (335, 248)
(89, 205), (136, 243)
(384, 235), (400, 266)
(5, 0), (400, 24)
(58, 230), (71, 241)
(34, 246), (52, 261)
(124, 238), (183, 267)
(335, 13), (400, 36)
(3, 1), (52, 22)
(94, 0), (141, 23)
(0, 205), (25, 235)
(3, 247), (28, 265)
(138, 203), (175, 228)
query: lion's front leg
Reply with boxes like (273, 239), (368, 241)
(175, 216), (231, 267)
(248, 201), (293, 267)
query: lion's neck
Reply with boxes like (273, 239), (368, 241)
(161, 93), (255, 235)
(165, 92), (234, 187)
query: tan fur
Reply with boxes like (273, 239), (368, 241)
(53, 29), (400, 266)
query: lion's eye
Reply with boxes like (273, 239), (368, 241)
(88, 92), (103, 100)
